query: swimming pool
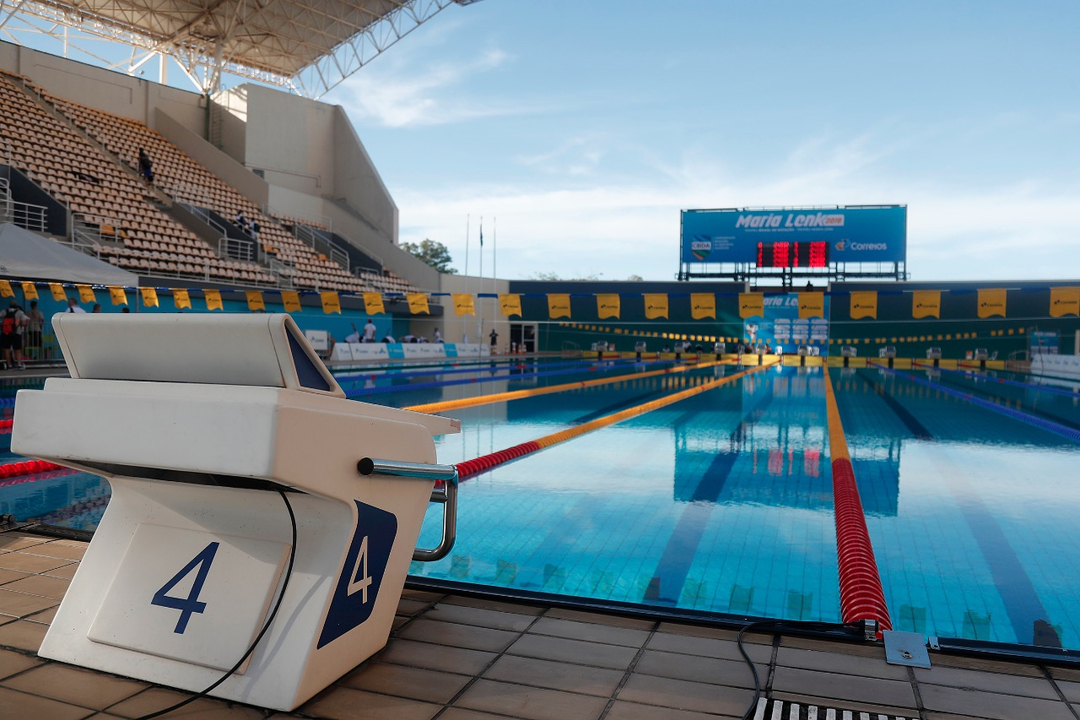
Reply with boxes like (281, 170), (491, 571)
(3, 357), (1079, 654)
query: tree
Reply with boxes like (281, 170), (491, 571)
(401, 239), (457, 273)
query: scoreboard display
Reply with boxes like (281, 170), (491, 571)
(756, 241), (830, 268)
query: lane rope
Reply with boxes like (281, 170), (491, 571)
(823, 368), (892, 633)
(454, 362), (774, 480)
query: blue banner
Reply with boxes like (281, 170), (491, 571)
(681, 206), (906, 264)
(742, 293), (831, 354)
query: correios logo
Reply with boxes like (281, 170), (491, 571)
(835, 240), (888, 252)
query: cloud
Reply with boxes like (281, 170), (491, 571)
(337, 48), (518, 128)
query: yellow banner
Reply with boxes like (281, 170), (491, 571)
(739, 293), (763, 319)
(691, 293), (716, 320)
(499, 293), (522, 317)
(596, 294), (620, 319)
(1049, 286), (1080, 318)
(77, 285), (96, 303)
(321, 291), (341, 314)
(205, 289), (223, 311)
(644, 294), (668, 319)
(912, 290), (940, 319)
(977, 288), (1006, 318)
(799, 292), (824, 319)
(0, 280), (12, 298)
(172, 288), (191, 310)
(281, 290), (301, 312)
(363, 292), (385, 315)
(547, 294), (571, 319)
(49, 283), (66, 301)
(108, 286), (127, 305)
(850, 291), (877, 320)
(407, 292), (430, 315)
(140, 287), (159, 308)
(452, 293), (475, 316)
(245, 290), (265, 311)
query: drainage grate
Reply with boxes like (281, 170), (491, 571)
(752, 697), (914, 720)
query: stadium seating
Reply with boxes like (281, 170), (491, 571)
(0, 71), (274, 285)
(43, 94), (368, 292)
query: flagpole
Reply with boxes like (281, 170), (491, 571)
(478, 217), (484, 346)
(464, 214), (470, 343)
(493, 217), (497, 354)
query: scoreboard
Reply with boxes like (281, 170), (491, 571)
(756, 241), (829, 268)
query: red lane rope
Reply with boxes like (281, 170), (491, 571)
(0, 459), (66, 479)
(0, 468), (79, 488)
(823, 370), (892, 632)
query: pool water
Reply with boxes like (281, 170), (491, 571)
(3, 357), (1080, 652)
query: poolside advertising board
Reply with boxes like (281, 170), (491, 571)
(681, 206), (906, 265)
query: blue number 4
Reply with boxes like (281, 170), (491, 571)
(152, 542), (219, 634)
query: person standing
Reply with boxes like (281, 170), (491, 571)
(362, 318), (377, 343)
(138, 148), (154, 183)
(66, 297), (87, 314)
(434, 328), (443, 343)
(489, 329), (499, 354)
(1, 302), (28, 370)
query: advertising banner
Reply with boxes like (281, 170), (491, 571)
(977, 288), (1007, 318)
(681, 206), (906, 264)
(743, 293), (831, 353)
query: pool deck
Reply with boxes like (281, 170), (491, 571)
(2, 533), (1080, 720)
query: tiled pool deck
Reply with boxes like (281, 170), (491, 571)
(2, 532), (1080, 720)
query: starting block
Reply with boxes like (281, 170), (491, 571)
(11, 313), (460, 710)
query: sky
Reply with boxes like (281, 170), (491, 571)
(323, 0), (1080, 282)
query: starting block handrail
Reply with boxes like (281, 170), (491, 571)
(358, 457), (458, 562)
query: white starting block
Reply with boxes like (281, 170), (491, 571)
(11, 313), (460, 711)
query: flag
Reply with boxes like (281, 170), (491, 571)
(172, 289), (191, 310)
(799, 292), (824, 319)
(140, 287), (159, 307)
(77, 285), (96, 303)
(407, 292), (430, 315)
(499, 293), (522, 317)
(108, 286), (127, 305)
(363, 292), (385, 315)
(644, 294), (668, 319)
(281, 291), (301, 312)
(977, 288), (1006, 318)
(453, 294), (476, 316)
(479, 220), (483, 247)
(912, 290), (940, 319)
(1049, 287), (1080, 318)
(691, 293), (716, 320)
(246, 290), (265, 311)
(547, 294), (571, 319)
(321, 291), (341, 314)
(0, 280), (12, 298)
(49, 283), (66, 301)
(596, 294), (620, 320)
(205, 290), (223, 311)
(739, 293), (763, 319)
(850, 291), (877, 319)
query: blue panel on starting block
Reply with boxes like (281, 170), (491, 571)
(318, 500), (398, 648)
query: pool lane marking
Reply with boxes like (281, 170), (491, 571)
(870, 363), (1080, 445)
(860, 365), (1060, 646)
(823, 369), (893, 632)
(924, 369), (1080, 433)
(453, 362), (773, 480)
(936, 366), (1080, 400)
(405, 359), (731, 414)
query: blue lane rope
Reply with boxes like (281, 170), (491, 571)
(335, 356), (650, 383)
(872, 364), (1080, 444)
(934, 366), (1080, 400)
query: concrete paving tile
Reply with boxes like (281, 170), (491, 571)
(632, 649), (761, 689)
(779, 635), (885, 659)
(392, 615), (409, 631)
(396, 598), (432, 617)
(506, 633), (638, 670)
(26, 606), (57, 626)
(426, 602), (538, 633)
(1, 574), (70, 600)
(771, 665), (917, 709)
(376, 638), (497, 676)
(440, 594), (546, 616)
(0, 619), (49, 652)
(605, 699), (739, 720)
(616, 673), (754, 716)
(105, 687), (269, 718)
(396, 618), (519, 653)
(928, 651), (1044, 677)
(20, 543), (86, 561)
(775, 645), (909, 680)
(0, 569), (30, 587)
(340, 661), (471, 704)
(43, 564), (80, 580)
(0, 588), (58, 618)
(1056, 679), (1080, 703)
(646, 632), (773, 664)
(914, 664), (1059, 699)
(0, 535), (51, 553)
(0, 685), (96, 720)
(304, 685), (440, 720)
(655, 622), (773, 645)
(544, 608), (655, 631)
(918, 683), (1074, 720)
(455, 678), (608, 720)
(0, 647), (42, 680)
(1050, 666), (1080, 683)
(770, 691), (918, 719)
(483, 654), (624, 697)
(439, 709), (515, 720)
(400, 588), (445, 603)
(526, 617), (650, 648)
(0, 552), (72, 574)
(3, 663), (147, 710)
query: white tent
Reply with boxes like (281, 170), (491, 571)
(0, 223), (137, 286)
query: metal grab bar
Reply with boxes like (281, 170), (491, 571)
(357, 457), (458, 562)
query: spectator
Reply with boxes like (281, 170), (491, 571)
(489, 329), (498, 352)
(121, 307), (130, 313)
(434, 328), (443, 343)
(138, 148), (153, 183)
(381, 335), (395, 343)
(66, 297), (87, 314)
(25, 300), (44, 360)
(1, 302), (28, 370)
(92, 304), (102, 313)
(235, 210), (248, 233)
(250, 220), (260, 241)
(344, 323), (361, 343)
(363, 318), (377, 343)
